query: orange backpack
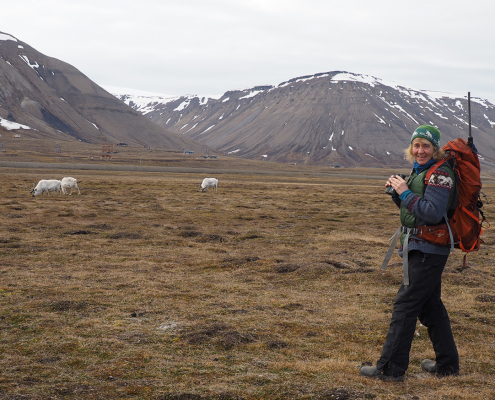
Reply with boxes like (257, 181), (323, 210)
(414, 138), (489, 266)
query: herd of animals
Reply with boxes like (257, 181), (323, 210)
(29, 177), (81, 197)
(29, 177), (219, 197)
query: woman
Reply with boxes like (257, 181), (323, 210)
(360, 125), (459, 381)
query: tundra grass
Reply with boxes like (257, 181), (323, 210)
(1, 169), (495, 399)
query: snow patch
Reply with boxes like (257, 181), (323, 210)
(201, 125), (215, 134)
(331, 72), (381, 87)
(377, 96), (418, 124)
(434, 112), (448, 120)
(228, 149), (241, 154)
(19, 55), (39, 69)
(185, 123), (198, 133)
(174, 100), (191, 112)
(240, 91), (262, 100)
(453, 115), (478, 129)
(374, 113), (386, 124)
(19, 54), (44, 81)
(0, 118), (31, 130)
(484, 114), (495, 128)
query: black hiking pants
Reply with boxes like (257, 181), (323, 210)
(376, 250), (459, 377)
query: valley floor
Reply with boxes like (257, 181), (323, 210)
(1, 166), (494, 399)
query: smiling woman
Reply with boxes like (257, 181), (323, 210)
(361, 124), (459, 381)
(411, 139), (434, 165)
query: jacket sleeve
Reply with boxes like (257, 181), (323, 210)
(400, 167), (454, 224)
(391, 193), (401, 208)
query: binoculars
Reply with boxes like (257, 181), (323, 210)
(385, 174), (407, 196)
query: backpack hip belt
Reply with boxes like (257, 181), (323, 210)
(382, 217), (455, 287)
(413, 223), (452, 247)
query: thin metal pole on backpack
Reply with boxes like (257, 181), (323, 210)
(468, 92), (473, 146)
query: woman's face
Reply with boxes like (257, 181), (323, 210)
(412, 138), (435, 165)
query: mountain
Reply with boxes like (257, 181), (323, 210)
(0, 32), (206, 152)
(110, 72), (495, 167)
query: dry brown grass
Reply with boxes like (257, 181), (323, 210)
(1, 165), (495, 399)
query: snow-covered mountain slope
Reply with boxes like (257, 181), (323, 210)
(110, 71), (495, 167)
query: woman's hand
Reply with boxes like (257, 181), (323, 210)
(385, 175), (409, 195)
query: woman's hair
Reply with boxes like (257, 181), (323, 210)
(405, 137), (445, 163)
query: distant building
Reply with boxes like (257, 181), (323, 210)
(102, 143), (113, 159)
(208, 155), (217, 159)
(184, 150), (195, 154)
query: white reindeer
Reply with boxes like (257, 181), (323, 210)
(61, 177), (81, 195)
(30, 180), (62, 197)
(200, 178), (218, 192)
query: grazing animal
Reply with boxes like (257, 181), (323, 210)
(30, 179), (62, 197)
(200, 178), (218, 192)
(61, 177), (81, 195)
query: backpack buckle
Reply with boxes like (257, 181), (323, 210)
(400, 226), (418, 235)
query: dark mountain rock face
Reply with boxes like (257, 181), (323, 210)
(114, 72), (495, 167)
(0, 32), (205, 152)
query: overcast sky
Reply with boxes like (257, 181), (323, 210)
(3, 0), (495, 102)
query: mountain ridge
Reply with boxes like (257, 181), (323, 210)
(0, 31), (208, 153)
(110, 71), (495, 167)
(2, 30), (493, 167)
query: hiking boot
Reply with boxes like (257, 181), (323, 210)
(421, 359), (459, 377)
(360, 365), (404, 382)
(421, 359), (437, 374)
